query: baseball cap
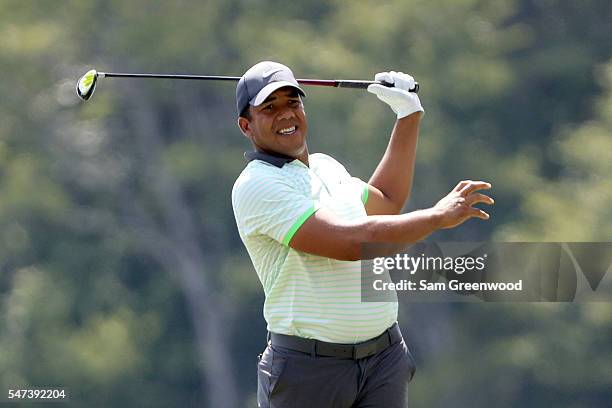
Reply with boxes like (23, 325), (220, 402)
(236, 61), (305, 116)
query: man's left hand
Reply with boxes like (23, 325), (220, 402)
(367, 71), (424, 119)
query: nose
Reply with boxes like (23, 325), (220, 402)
(277, 104), (296, 121)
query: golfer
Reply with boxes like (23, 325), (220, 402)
(232, 61), (493, 408)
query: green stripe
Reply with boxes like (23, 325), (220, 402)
(282, 205), (318, 246)
(361, 185), (369, 204)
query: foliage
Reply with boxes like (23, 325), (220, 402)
(1, 0), (611, 406)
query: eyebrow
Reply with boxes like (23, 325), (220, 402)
(262, 89), (301, 104)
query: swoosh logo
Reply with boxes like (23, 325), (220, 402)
(262, 68), (283, 78)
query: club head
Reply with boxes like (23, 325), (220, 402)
(76, 69), (98, 101)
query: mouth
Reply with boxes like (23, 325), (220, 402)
(276, 125), (298, 136)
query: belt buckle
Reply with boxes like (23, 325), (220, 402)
(353, 341), (378, 360)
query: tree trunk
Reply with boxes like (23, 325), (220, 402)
(125, 86), (238, 408)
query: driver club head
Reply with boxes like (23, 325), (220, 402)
(76, 69), (98, 101)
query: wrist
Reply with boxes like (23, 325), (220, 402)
(424, 207), (444, 230)
(396, 103), (424, 119)
(397, 111), (423, 123)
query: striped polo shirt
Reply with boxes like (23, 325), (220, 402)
(232, 151), (397, 343)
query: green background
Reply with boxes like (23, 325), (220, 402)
(1, 0), (611, 406)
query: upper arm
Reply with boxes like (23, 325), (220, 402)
(288, 207), (363, 261)
(364, 184), (402, 215)
(232, 174), (318, 245)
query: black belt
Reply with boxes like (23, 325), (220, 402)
(269, 323), (402, 360)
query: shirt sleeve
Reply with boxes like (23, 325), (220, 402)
(232, 175), (320, 246)
(356, 178), (370, 204)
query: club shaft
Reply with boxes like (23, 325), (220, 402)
(100, 72), (240, 81)
(98, 72), (419, 92)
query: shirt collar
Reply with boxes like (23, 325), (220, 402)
(244, 150), (295, 168)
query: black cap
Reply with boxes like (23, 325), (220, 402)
(236, 61), (305, 116)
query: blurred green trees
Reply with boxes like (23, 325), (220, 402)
(1, 0), (611, 406)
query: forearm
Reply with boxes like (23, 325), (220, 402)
(338, 208), (443, 260)
(368, 112), (422, 212)
(355, 207), (441, 245)
(290, 206), (441, 261)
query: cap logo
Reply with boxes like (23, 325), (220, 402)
(262, 68), (283, 78)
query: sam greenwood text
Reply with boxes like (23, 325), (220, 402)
(373, 279), (523, 292)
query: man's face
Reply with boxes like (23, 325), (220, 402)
(238, 87), (308, 159)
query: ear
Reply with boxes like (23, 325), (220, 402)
(237, 116), (251, 138)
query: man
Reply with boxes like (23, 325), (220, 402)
(232, 61), (493, 408)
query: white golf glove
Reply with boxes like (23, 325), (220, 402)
(367, 71), (424, 119)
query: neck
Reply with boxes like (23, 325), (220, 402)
(296, 148), (310, 166)
(256, 146), (310, 167)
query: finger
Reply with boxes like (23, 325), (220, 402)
(460, 181), (492, 195)
(368, 84), (407, 99)
(374, 72), (393, 84)
(367, 83), (386, 95)
(470, 208), (490, 220)
(467, 193), (494, 206)
(393, 72), (415, 90)
(453, 180), (472, 192)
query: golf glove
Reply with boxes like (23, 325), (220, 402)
(367, 71), (423, 119)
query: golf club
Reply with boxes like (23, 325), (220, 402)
(76, 69), (419, 101)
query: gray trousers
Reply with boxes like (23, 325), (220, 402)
(257, 337), (416, 407)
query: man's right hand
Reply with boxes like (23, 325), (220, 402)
(432, 180), (494, 229)
(367, 71), (424, 119)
